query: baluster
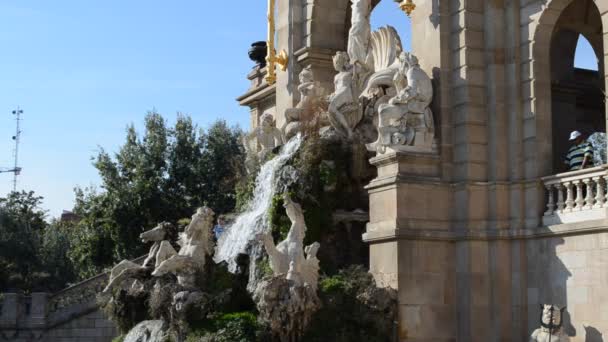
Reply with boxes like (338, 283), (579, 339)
(584, 178), (595, 209)
(596, 176), (606, 208)
(575, 180), (585, 210)
(565, 182), (575, 211)
(556, 184), (565, 212)
(545, 184), (555, 216)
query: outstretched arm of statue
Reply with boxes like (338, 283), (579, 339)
(258, 233), (279, 258)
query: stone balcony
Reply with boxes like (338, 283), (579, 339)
(542, 165), (608, 226)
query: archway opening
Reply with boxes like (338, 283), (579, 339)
(369, 0), (412, 51)
(550, 0), (605, 173)
(574, 34), (599, 71)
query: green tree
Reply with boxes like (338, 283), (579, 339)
(0, 191), (75, 292)
(67, 112), (245, 277)
(200, 120), (245, 213)
(66, 187), (116, 279)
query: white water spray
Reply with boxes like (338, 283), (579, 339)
(214, 135), (303, 272)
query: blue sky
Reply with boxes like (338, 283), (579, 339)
(0, 1), (598, 218)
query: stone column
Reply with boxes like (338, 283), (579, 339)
(364, 152), (455, 342)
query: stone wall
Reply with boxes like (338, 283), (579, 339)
(527, 228), (608, 341)
(0, 273), (119, 342)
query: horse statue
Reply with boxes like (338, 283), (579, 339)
(152, 207), (215, 288)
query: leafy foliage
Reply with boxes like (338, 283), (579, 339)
(303, 266), (397, 342)
(67, 112), (245, 277)
(0, 191), (75, 292)
(185, 312), (262, 342)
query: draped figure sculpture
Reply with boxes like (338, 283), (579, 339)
(348, 0), (372, 68)
(367, 52), (435, 154)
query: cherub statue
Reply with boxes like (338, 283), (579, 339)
(244, 113), (283, 162)
(258, 195), (321, 289)
(328, 51), (360, 139)
(530, 305), (570, 342)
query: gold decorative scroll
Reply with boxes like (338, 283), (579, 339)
(396, 0), (416, 17)
(266, 0), (289, 85)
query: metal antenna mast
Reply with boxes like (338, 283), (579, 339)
(0, 108), (23, 192)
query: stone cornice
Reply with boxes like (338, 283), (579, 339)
(294, 47), (336, 68)
(363, 219), (608, 243)
(236, 82), (276, 107)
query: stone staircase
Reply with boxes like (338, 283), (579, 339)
(0, 256), (146, 342)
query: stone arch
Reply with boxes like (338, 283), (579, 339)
(525, 0), (608, 177)
(304, 0), (381, 52)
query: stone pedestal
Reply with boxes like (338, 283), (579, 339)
(364, 152), (456, 342)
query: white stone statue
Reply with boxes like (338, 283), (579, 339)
(282, 66), (323, 141)
(258, 195), (320, 289)
(367, 52), (435, 154)
(530, 305), (570, 342)
(244, 113), (284, 162)
(103, 222), (175, 293)
(348, 0), (372, 68)
(152, 207), (215, 287)
(327, 51), (360, 139)
(254, 195), (321, 342)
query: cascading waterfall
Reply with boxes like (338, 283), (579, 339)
(214, 135), (303, 272)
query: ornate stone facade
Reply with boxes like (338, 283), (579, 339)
(238, 0), (608, 341)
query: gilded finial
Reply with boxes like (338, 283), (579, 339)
(265, 0), (289, 84)
(395, 0), (416, 17)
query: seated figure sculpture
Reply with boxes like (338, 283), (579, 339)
(103, 222), (176, 293)
(152, 207), (215, 288)
(366, 52), (435, 154)
(243, 112), (283, 163)
(530, 305), (570, 342)
(259, 194), (321, 289)
(282, 66), (323, 141)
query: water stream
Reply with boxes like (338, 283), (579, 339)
(214, 135), (302, 272)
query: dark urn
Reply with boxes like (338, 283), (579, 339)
(249, 41), (268, 68)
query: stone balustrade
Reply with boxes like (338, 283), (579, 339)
(542, 165), (608, 226)
(0, 256), (145, 341)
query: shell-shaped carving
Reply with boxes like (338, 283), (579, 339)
(368, 26), (403, 73)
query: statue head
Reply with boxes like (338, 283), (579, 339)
(540, 304), (565, 330)
(186, 206), (214, 237)
(283, 194), (304, 225)
(333, 51), (350, 72)
(305, 242), (320, 259)
(399, 52), (419, 69)
(260, 113), (276, 129)
(299, 66), (314, 84)
(140, 222), (170, 242)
